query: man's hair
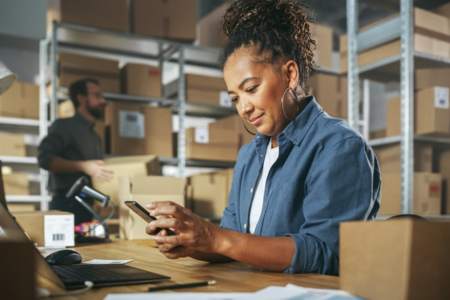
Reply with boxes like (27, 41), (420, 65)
(222, 0), (316, 89)
(68, 78), (99, 108)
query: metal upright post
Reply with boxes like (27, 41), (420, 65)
(177, 46), (186, 177)
(39, 39), (50, 211)
(400, 0), (414, 213)
(362, 79), (370, 140)
(50, 21), (59, 123)
(347, 0), (359, 130)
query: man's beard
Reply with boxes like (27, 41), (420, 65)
(88, 106), (104, 120)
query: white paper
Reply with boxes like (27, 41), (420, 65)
(84, 259), (133, 265)
(44, 214), (74, 248)
(105, 284), (360, 300)
(119, 110), (145, 139)
(219, 91), (233, 107)
(195, 127), (209, 144)
(434, 86), (449, 109)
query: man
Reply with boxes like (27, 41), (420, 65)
(38, 78), (113, 224)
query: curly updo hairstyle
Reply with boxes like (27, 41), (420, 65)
(223, 0), (316, 90)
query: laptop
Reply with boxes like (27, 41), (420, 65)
(0, 173), (170, 290)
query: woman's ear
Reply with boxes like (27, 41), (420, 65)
(283, 60), (300, 89)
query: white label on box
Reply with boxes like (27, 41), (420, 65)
(219, 91), (233, 107)
(119, 111), (145, 139)
(195, 127), (209, 144)
(44, 215), (74, 248)
(434, 87), (449, 109)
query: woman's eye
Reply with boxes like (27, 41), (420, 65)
(230, 96), (238, 103)
(245, 85), (258, 93)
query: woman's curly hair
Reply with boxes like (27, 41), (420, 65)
(223, 0), (316, 89)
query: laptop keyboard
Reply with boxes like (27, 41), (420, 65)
(52, 264), (169, 285)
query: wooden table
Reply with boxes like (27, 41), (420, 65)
(44, 240), (339, 299)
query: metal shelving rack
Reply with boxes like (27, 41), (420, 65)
(347, 0), (450, 214)
(40, 21), (239, 185)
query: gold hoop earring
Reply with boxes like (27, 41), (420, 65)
(281, 87), (300, 121)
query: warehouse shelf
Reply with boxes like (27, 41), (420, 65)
(104, 92), (176, 106)
(369, 135), (450, 147)
(6, 195), (51, 203)
(159, 157), (235, 169)
(376, 214), (450, 221)
(359, 52), (450, 82)
(0, 156), (38, 165)
(0, 117), (40, 127)
(174, 103), (236, 118)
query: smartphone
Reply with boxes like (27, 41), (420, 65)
(125, 200), (174, 235)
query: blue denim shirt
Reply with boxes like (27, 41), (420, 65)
(220, 97), (380, 275)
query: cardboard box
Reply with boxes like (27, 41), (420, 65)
(0, 81), (39, 119)
(308, 74), (347, 118)
(380, 172), (441, 216)
(167, 74), (230, 107)
(132, 0), (197, 41)
(6, 203), (36, 213)
(106, 102), (173, 157)
(3, 173), (29, 195)
(0, 132), (26, 156)
(92, 155), (161, 206)
(14, 211), (74, 248)
(375, 144), (433, 173)
(438, 150), (450, 214)
(436, 2), (450, 18)
(209, 114), (254, 147)
(340, 219), (450, 300)
(415, 68), (450, 90)
(196, 2), (229, 48)
(58, 100), (75, 119)
(386, 87), (450, 137)
(188, 169), (233, 220)
(118, 175), (185, 240)
(310, 22), (333, 70)
(121, 64), (162, 98)
(49, 0), (129, 32)
(59, 53), (120, 93)
(185, 127), (239, 161)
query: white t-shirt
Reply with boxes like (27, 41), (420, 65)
(249, 139), (279, 233)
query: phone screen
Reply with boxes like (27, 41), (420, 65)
(125, 200), (156, 223)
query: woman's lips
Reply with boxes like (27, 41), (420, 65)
(249, 113), (264, 126)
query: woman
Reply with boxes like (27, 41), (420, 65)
(146, 0), (380, 275)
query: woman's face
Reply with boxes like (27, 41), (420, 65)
(223, 46), (294, 137)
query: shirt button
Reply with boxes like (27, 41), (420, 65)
(250, 188), (253, 193)
(244, 223), (247, 228)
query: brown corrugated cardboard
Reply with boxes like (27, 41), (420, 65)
(197, 2), (229, 48)
(308, 74), (347, 118)
(7, 203), (36, 213)
(132, 0), (197, 41)
(209, 114), (254, 146)
(0, 132), (26, 156)
(106, 102), (173, 157)
(188, 169), (233, 220)
(340, 219), (450, 300)
(436, 2), (450, 18)
(121, 64), (162, 98)
(386, 87), (450, 137)
(375, 144), (433, 173)
(50, 0), (129, 32)
(118, 176), (185, 240)
(438, 150), (450, 214)
(416, 86), (450, 136)
(58, 100), (75, 119)
(3, 173), (29, 195)
(415, 7), (449, 36)
(310, 22), (333, 70)
(0, 81), (39, 119)
(416, 68), (450, 90)
(92, 155), (161, 205)
(14, 211), (74, 248)
(380, 172), (441, 216)
(185, 127), (239, 161)
(59, 53), (120, 93)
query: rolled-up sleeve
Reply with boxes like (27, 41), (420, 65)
(38, 121), (67, 170)
(286, 137), (380, 275)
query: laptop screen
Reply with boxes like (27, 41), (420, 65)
(0, 201), (65, 289)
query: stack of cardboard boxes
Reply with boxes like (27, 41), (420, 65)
(308, 74), (347, 119)
(340, 8), (450, 72)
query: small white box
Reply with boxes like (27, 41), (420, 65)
(14, 211), (75, 248)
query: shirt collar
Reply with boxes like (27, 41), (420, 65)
(74, 112), (95, 128)
(254, 96), (323, 155)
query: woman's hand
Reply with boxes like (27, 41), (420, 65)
(145, 201), (219, 258)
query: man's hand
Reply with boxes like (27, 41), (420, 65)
(80, 160), (114, 181)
